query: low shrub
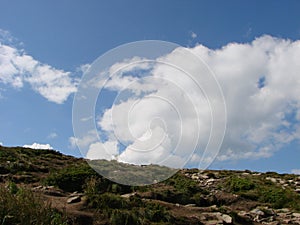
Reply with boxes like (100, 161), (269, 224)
(45, 163), (98, 192)
(0, 186), (69, 225)
(226, 176), (256, 192)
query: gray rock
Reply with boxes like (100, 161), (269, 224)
(295, 188), (300, 193)
(251, 208), (265, 216)
(69, 192), (84, 197)
(221, 214), (232, 224)
(278, 179), (285, 184)
(204, 220), (223, 225)
(253, 173), (261, 176)
(191, 174), (199, 180)
(238, 211), (247, 217)
(266, 177), (277, 183)
(32, 185), (43, 190)
(293, 213), (300, 218)
(242, 172), (250, 176)
(121, 192), (136, 198)
(277, 208), (290, 213)
(207, 178), (215, 183)
(67, 196), (81, 204)
(262, 221), (279, 225)
(199, 174), (209, 179)
(184, 204), (196, 207)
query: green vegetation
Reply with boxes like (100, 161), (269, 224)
(1, 146), (300, 224)
(0, 185), (68, 225)
(225, 175), (256, 192)
(140, 172), (209, 206)
(224, 175), (300, 210)
(89, 160), (177, 186)
(44, 162), (98, 192)
(83, 176), (172, 224)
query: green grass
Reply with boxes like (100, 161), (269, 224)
(44, 162), (98, 192)
(224, 175), (300, 210)
(225, 175), (256, 192)
(0, 185), (69, 225)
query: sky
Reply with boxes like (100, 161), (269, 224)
(0, 0), (300, 174)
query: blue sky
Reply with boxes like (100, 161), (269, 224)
(1, 0), (300, 174)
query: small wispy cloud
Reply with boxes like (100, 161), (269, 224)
(190, 31), (197, 39)
(47, 132), (58, 139)
(291, 169), (300, 175)
(77, 63), (91, 74)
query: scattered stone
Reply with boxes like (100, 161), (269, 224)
(253, 173), (262, 176)
(262, 221), (279, 225)
(67, 196), (81, 204)
(32, 185), (43, 190)
(121, 192), (136, 198)
(281, 219), (292, 224)
(278, 179), (285, 184)
(69, 192), (84, 197)
(266, 177), (277, 183)
(39, 186), (55, 190)
(199, 174), (209, 179)
(221, 214), (232, 224)
(32, 185), (65, 197)
(204, 220), (223, 225)
(238, 211), (247, 217)
(184, 204), (196, 207)
(207, 178), (215, 183)
(293, 213), (300, 218)
(277, 208), (290, 213)
(191, 174), (199, 180)
(210, 205), (218, 210)
(262, 207), (276, 216)
(250, 208), (265, 216)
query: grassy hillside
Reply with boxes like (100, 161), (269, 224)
(0, 146), (300, 225)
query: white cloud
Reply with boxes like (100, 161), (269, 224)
(23, 142), (53, 150)
(190, 31), (197, 39)
(0, 142), (3, 146)
(0, 31), (77, 104)
(291, 169), (300, 175)
(86, 141), (119, 160)
(75, 35), (300, 168)
(77, 63), (91, 74)
(47, 132), (58, 139)
(192, 35), (300, 161)
(69, 130), (98, 150)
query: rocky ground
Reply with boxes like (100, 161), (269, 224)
(0, 146), (300, 225)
